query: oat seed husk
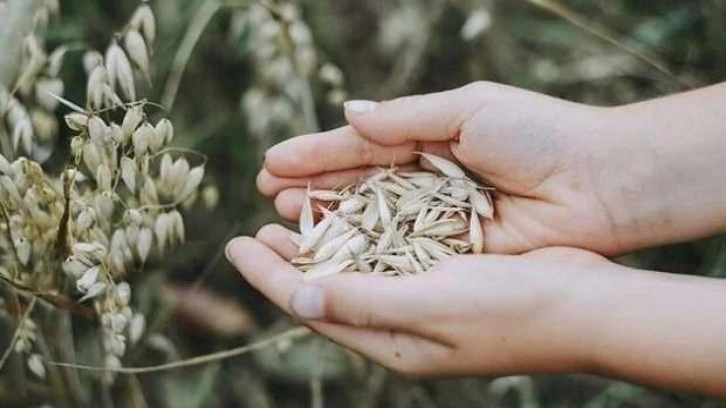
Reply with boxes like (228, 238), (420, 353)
(293, 153), (494, 280)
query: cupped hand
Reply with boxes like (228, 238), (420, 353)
(226, 224), (613, 377)
(257, 81), (650, 256)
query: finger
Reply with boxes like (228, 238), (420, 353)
(264, 126), (418, 178)
(257, 167), (366, 198)
(257, 164), (422, 198)
(227, 236), (433, 332)
(226, 236), (450, 372)
(274, 188), (307, 222)
(289, 275), (424, 330)
(255, 223), (431, 329)
(255, 223), (299, 260)
(266, 147), (457, 223)
(226, 237), (302, 311)
(343, 84), (480, 146)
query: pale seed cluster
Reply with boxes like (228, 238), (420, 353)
(232, 3), (346, 144)
(0, 0), (63, 380)
(84, 3), (155, 109)
(293, 153), (494, 280)
(0, 0), (63, 164)
(0, 3), (207, 383)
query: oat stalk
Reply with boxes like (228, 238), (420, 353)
(161, 0), (222, 110)
(45, 326), (310, 373)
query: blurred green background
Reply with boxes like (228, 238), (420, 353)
(10, 0), (726, 406)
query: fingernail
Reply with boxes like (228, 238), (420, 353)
(224, 239), (237, 263)
(290, 285), (325, 320)
(344, 99), (378, 114)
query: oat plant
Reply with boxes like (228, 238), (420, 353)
(0, 1), (207, 401)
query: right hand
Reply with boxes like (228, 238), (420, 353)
(257, 81), (672, 255)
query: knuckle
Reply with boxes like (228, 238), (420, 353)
(356, 138), (376, 165)
(328, 286), (376, 327)
(349, 309), (374, 327)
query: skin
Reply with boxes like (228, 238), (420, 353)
(227, 81), (726, 397)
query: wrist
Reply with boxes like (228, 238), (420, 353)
(552, 258), (621, 374)
(583, 104), (726, 252)
(603, 94), (726, 249)
(583, 265), (726, 396)
(508, 251), (618, 375)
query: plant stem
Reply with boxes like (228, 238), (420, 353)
(34, 326), (70, 408)
(46, 326), (310, 374)
(55, 311), (84, 405)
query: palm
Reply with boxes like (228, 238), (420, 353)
(449, 127), (619, 255)
(259, 128), (620, 256)
(258, 82), (623, 255)
(228, 225), (606, 377)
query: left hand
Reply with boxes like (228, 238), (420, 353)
(226, 224), (611, 377)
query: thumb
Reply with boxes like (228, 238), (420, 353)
(343, 84), (480, 146)
(289, 274), (424, 330)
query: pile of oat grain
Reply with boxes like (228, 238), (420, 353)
(292, 153), (494, 280)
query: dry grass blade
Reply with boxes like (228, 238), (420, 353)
(526, 0), (692, 88)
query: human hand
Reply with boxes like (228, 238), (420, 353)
(228, 224), (726, 395)
(226, 224), (609, 377)
(257, 81), (670, 255)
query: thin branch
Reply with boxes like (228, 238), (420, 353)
(161, 0), (222, 110)
(0, 297), (36, 371)
(45, 326), (310, 374)
(0, 276), (96, 320)
(310, 340), (325, 408)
